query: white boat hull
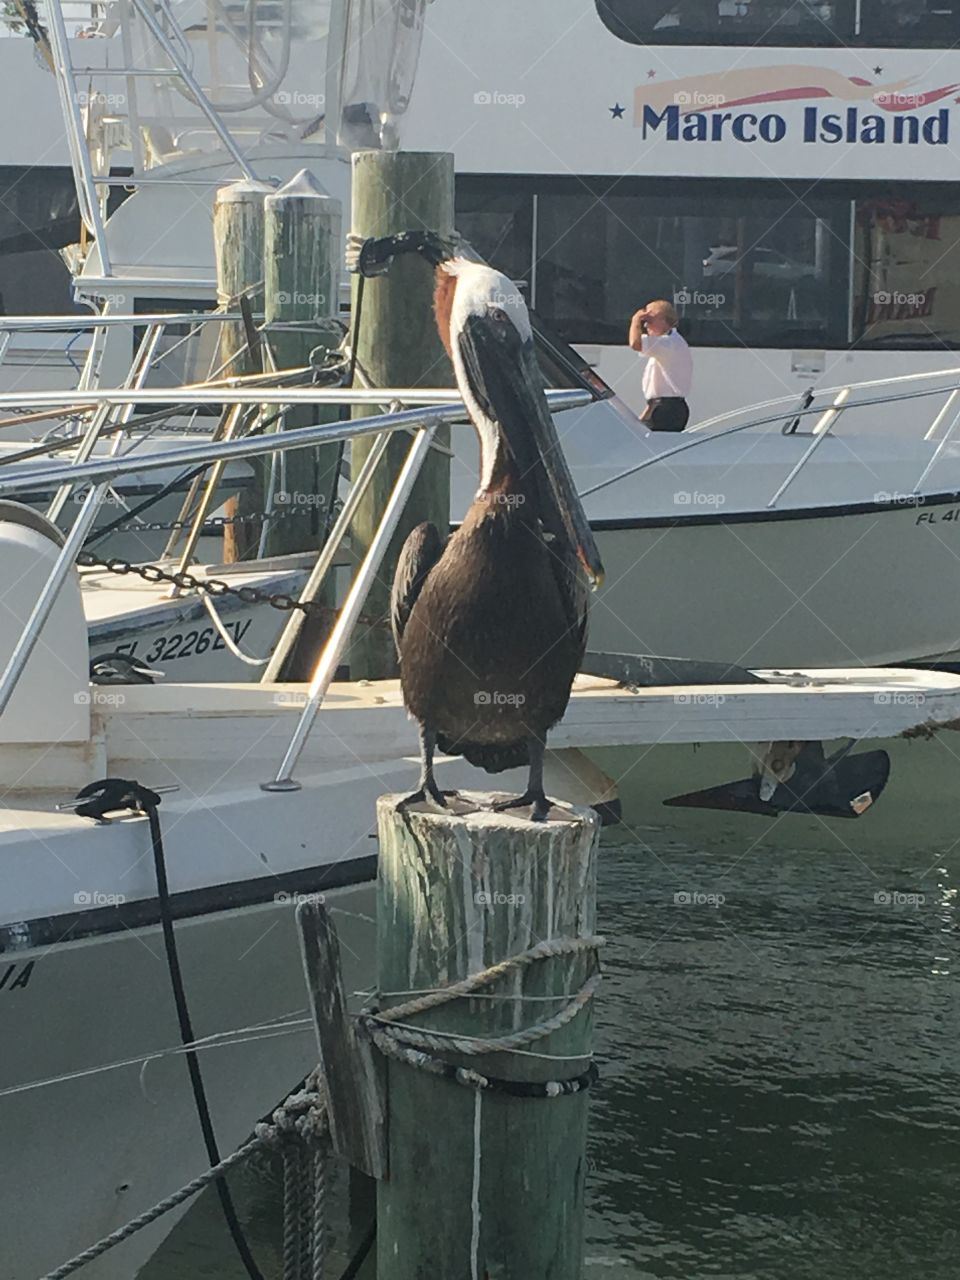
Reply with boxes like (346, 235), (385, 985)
(588, 498), (960, 667)
(1, 884), (373, 1280)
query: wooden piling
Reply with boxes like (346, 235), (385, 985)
(346, 151), (455, 679)
(374, 795), (601, 1279)
(213, 177), (272, 561)
(262, 169), (344, 560)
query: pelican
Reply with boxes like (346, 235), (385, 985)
(351, 230), (604, 819)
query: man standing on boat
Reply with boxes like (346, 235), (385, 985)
(629, 300), (693, 432)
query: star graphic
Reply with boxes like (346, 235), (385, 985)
(609, 102), (625, 119)
(874, 65), (884, 76)
(647, 69), (657, 79)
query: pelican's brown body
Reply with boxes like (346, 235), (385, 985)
(399, 480), (583, 769)
(363, 234), (603, 813)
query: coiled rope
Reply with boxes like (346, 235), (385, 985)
(359, 936), (604, 1097)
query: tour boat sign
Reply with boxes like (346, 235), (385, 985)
(635, 66), (958, 148)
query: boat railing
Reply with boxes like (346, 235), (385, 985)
(582, 366), (960, 509)
(0, 385), (590, 790)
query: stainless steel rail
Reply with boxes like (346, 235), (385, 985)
(580, 380), (960, 504)
(0, 392), (590, 496)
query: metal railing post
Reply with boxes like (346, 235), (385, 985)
(766, 387), (851, 510)
(261, 424), (437, 792)
(261, 427), (394, 682)
(45, 322), (164, 524)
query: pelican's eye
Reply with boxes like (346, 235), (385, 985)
(488, 306), (510, 325)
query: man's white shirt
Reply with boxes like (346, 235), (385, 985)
(639, 330), (693, 400)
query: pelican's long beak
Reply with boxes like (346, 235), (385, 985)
(457, 314), (605, 587)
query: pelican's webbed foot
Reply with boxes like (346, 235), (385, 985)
(399, 725), (459, 813)
(491, 735), (551, 821)
(397, 782), (460, 814)
(492, 789), (552, 823)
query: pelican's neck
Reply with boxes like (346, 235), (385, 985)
(474, 426), (513, 499)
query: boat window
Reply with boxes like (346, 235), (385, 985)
(596, 0), (847, 46)
(853, 192), (960, 349)
(0, 166), (82, 316)
(532, 184), (845, 349)
(453, 183), (534, 293)
(858, 0), (960, 46)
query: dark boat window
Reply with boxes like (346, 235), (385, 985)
(0, 166), (82, 316)
(858, 0), (960, 46)
(453, 182), (534, 290)
(853, 191), (960, 349)
(596, 1), (847, 46)
(533, 183), (846, 349)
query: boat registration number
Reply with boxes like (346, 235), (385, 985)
(105, 619), (253, 665)
(916, 507), (960, 525)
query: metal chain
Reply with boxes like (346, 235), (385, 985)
(108, 505), (328, 535)
(74, 549), (388, 631)
(76, 549), (324, 617)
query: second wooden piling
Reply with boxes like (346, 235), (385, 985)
(346, 150), (455, 679)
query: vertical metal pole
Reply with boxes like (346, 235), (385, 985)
(261, 427), (393, 683)
(129, 0), (258, 180)
(45, 0), (113, 273)
(46, 322), (163, 524)
(261, 423), (436, 791)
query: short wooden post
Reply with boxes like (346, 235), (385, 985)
(375, 795), (601, 1279)
(262, 169), (344, 561)
(213, 178), (273, 561)
(347, 151), (455, 679)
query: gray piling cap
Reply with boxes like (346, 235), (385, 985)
(215, 177), (275, 204)
(266, 168), (338, 208)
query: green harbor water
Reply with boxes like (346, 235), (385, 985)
(144, 822), (959, 1279)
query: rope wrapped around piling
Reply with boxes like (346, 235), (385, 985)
(359, 936), (604, 1097)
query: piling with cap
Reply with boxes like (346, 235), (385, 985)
(262, 168), (344, 562)
(346, 150), (455, 679)
(369, 794), (601, 1278)
(212, 177), (272, 560)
